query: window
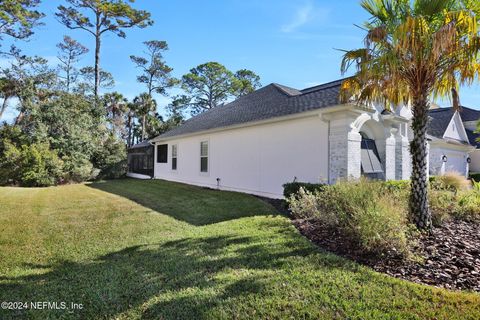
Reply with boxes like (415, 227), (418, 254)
(157, 144), (168, 163)
(171, 144), (178, 170)
(200, 141), (208, 173)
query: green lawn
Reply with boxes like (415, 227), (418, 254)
(0, 179), (479, 319)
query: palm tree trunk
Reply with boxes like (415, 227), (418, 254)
(409, 95), (432, 230)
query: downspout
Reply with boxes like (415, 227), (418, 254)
(327, 118), (331, 184)
(149, 141), (155, 179)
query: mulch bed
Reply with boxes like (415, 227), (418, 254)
(293, 218), (480, 292)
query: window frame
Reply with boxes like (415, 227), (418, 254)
(200, 140), (209, 174)
(157, 144), (168, 163)
(171, 144), (178, 171)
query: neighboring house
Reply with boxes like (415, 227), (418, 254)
(427, 107), (479, 176)
(148, 79), (480, 199)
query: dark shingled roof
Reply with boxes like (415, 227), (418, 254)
(156, 79), (344, 139)
(129, 140), (152, 149)
(459, 106), (480, 122)
(466, 129), (480, 148)
(155, 79), (480, 146)
(427, 108), (456, 139)
(428, 106), (480, 146)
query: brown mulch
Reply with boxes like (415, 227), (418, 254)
(293, 218), (480, 292)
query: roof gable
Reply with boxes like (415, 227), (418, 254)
(427, 108), (455, 139)
(443, 111), (469, 143)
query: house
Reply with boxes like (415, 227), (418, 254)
(147, 79), (480, 199)
(427, 107), (479, 176)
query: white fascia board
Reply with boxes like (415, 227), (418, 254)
(429, 138), (475, 152)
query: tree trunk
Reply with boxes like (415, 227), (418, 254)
(66, 59), (71, 93)
(127, 115), (132, 148)
(0, 96), (9, 120)
(15, 111), (24, 126)
(410, 95), (432, 231)
(94, 12), (101, 99)
(142, 114), (146, 141)
(94, 35), (101, 98)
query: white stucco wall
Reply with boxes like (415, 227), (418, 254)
(470, 149), (480, 173)
(153, 114), (329, 198)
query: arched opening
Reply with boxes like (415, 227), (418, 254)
(360, 131), (384, 180)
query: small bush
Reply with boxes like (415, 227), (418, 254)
(456, 180), (480, 221)
(18, 143), (64, 187)
(382, 180), (410, 192)
(288, 179), (411, 257)
(470, 173), (480, 182)
(283, 182), (325, 198)
(429, 190), (457, 226)
(430, 172), (470, 193)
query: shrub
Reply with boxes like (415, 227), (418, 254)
(62, 155), (95, 183)
(288, 179), (410, 257)
(470, 173), (480, 182)
(283, 182), (325, 198)
(93, 135), (127, 179)
(382, 180), (410, 192)
(18, 143), (64, 187)
(430, 172), (470, 193)
(456, 180), (480, 221)
(429, 190), (457, 226)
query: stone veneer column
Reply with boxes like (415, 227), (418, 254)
(395, 134), (411, 180)
(383, 131), (397, 180)
(329, 122), (361, 184)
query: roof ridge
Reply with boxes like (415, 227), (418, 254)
(300, 78), (348, 94)
(271, 83), (301, 96)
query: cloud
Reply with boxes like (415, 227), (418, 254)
(281, 1), (329, 33)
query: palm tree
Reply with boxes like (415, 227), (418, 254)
(340, 0), (480, 230)
(103, 92), (128, 138)
(126, 102), (136, 148)
(133, 93), (157, 141)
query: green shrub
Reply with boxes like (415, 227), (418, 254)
(93, 136), (127, 179)
(283, 182), (325, 198)
(456, 180), (480, 221)
(62, 155), (95, 182)
(382, 180), (410, 192)
(429, 180), (480, 223)
(470, 173), (480, 182)
(429, 190), (457, 226)
(288, 179), (411, 257)
(18, 143), (64, 187)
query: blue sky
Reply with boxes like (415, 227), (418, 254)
(2, 0), (480, 121)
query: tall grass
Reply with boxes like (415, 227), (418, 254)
(288, 179), (411, 257)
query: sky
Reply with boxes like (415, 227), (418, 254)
(2, 0), (480, 122)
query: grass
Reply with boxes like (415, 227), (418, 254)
(0, 179), (478, 319)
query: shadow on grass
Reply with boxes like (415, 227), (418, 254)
(0, 232), (335, 320)
(88, 179), (282, 226)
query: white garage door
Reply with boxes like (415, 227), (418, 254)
(444, 152), (466, 175)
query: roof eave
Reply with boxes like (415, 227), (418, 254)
(150, 103), (350, 143)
